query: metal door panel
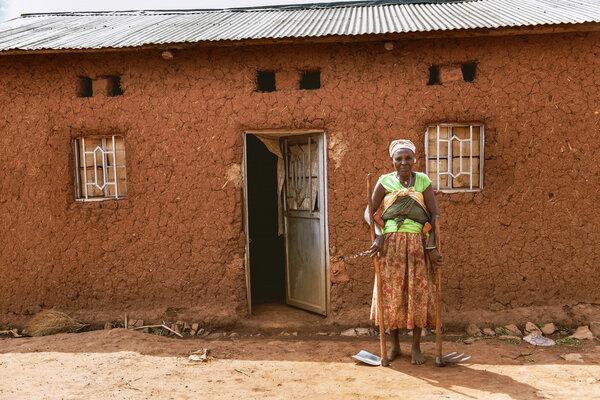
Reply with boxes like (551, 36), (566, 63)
(285, 215), (324, 311)
(284, 135), (327, 315)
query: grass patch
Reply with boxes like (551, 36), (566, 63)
(536, 323), (544, 328)
(494, 326), (509, 336)
(504, 339), (522, 345)
(556, 337), (581, 346)
(557, 325), (574, 335)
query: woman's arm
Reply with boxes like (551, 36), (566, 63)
(423, 185), (443, 265)
(365, 182), (387, 257)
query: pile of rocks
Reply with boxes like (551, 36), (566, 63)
(464, 321), (600, 345)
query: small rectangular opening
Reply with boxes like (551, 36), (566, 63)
(427, 66), (440, 85)
(462, 62), (476, 82)
(299, 70), (320, 90)
(77, 76), (93, 97)
(108, 76), (124, 96)
(257, 71), (276, 92)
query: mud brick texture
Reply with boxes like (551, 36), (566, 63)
(0, 31), (599, 326)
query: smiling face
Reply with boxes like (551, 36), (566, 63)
(392, 148), (415, 176)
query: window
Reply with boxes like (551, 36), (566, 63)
(77, 76), (93, 97)
(425, 123), (484, 191)
(73, 136), (127, 200)
(105, 75), (124, 97)
(427, 65), (440, 85)
(299, 70), (320, 90)
(461, 62), (476, 82)
(256, 70), (276, 92)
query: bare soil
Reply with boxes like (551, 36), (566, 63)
(1, 329), (599, 399)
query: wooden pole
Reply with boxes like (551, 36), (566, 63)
(367, 174), (389, 367)
(434, 215), (444, 367)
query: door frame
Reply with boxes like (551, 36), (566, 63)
(242, 129), (330, 316)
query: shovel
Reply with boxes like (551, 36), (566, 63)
(433, 216), (471, 366)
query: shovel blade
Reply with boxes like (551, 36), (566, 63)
(352, 350), (381, 366)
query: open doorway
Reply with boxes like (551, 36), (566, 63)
(243, 130), (329, 317)
(246, 134), (286, 305)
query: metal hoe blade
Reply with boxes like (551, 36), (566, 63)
(442, 352), (471, 363)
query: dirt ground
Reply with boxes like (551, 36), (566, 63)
(1, 328), (599, 400)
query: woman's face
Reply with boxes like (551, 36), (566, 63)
(392, 149), (415, 175)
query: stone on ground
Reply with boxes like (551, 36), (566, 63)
(525, 322), (542, 336)
(561, 353), (584, 363)
(466, 323), (481, 336)
(541, 323), (556, 335)
(498, 335), (521, 341)
(589, 322), (600, 338)
(355, 328), (370, 336)
(463, 338), (475, 344)
(341, 328), (357, 337)
(523, 333), (555, 346)
(504, 324), (523, 336)
(482, 328), (496, 336)
(570, 326), (594, 340)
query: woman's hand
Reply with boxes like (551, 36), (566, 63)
(368, 235), (385, 258)
(428, 248), (443, 265)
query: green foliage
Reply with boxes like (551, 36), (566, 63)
(494, 326), (509, 336)
(557, 325), (574, 335)
(556, 337), (581, 346)
(536, 323), (544, 328)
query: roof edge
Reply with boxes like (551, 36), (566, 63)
(19, 0), (476, 17)
(1, 21), (598, 56)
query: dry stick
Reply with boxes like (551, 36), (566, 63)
(434, 216), (444, 366)
(132, 324), (184, 338)
(367, 174), (389, 367)
(234, 368), (251, 377)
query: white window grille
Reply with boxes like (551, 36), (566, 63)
(425, 123), (484, 192)
(73, 136), (127, 200)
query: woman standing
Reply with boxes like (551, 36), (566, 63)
(366, 139), (443, 364)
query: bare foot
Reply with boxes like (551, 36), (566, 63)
(411, 344), (425, 365)
(387, 343), (400, 361)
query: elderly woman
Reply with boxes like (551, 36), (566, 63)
(365, 139), (443, 365)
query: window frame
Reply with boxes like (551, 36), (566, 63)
(73, 135), (127, 201)
(425, 122), (484, 193)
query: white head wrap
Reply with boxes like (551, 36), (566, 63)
(389, 139), (416, 158)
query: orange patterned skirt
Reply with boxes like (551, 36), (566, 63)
(370, 232), (436, 330)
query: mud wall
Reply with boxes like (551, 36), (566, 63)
(1, 30), (599, 326)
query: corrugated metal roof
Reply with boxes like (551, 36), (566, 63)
(0, 0), (599, 52)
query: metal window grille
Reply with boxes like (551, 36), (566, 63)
(425, 123), (484, 192)
(73, 136), (127, 200)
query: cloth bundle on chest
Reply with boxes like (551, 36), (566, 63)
(376, 172), (432, 234)
(381, 188), (430, 228)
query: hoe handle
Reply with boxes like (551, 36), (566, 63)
(434, 216), (444, 365)
(367, 174), (388, 367)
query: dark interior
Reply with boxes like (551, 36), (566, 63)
(247, 134), (286, 304)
